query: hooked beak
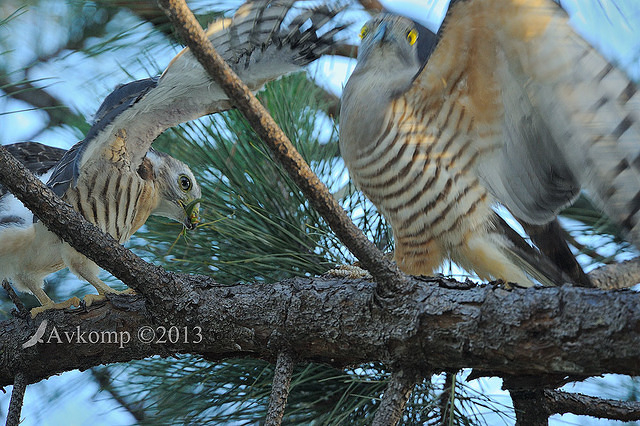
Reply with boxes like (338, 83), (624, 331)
(180, 200), (200, 230)
(372, 22), (388, 44)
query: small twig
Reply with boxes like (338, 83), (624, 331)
(265, 351), (295, 426)
(371, 369), (419, 426)
(545, 389), (640, 421)
(156, 0), (408, 298)
(2, 279), (28, 317)
(91, 368), (147, 422)
(6, 372), (27, 426)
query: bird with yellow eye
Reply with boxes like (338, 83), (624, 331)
(341, 0), (640, 288)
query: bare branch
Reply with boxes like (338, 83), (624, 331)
(589, 258), (640, 289)
(265, 351), (295, 426)
(5, 372), (27, 426)
(545, 390), (640, 421)
(372, 369), (419, 426)
(2, 280), (28, 317)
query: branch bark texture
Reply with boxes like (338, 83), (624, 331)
(2, 276), (640, 388)
(265, 351), (295, 426)
(372, 370), (419, 426)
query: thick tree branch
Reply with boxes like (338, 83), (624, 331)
(1, 5), (640, 424)
(2, 275), (640, 388)
(156, 0), (408, 298)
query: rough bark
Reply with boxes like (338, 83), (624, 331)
(265, 351), (295, 426)
(545, 390), (640, 420)
(3, 275), (640, 388)
(5, 371), (26, 426)
(372, 369), (419, 426)
(1, 2), (640, 424)
(510, 389), (550, 426)
(589, 258), (640, 289)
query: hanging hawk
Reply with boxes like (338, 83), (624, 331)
(1, 0), (346, 316)
(340, 0), (639, 286)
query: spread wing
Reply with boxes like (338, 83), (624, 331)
(407, 0), (640, 243)
(0, 142), (66, 226)
(48, 0), (345, 197)
(0, 142), (66, 198)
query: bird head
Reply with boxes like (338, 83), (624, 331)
(356, 14), (437, 77)
(146, 149), (201, 230)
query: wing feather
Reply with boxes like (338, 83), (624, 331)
(409, 0), (640, 243)
(72, 1), (344, 180)
(1, 142), (66, 198)
(0, 142), (67, 226)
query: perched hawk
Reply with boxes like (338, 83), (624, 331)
(340, 0), (639, 286)
(0, 137), (201, 316)
(1, 0), (345, 316)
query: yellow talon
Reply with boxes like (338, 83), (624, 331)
(30, 296), (81, 318)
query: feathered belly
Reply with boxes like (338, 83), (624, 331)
(345, 114), (493, 275)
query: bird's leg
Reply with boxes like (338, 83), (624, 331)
(82, 285), (136, 308)
(80, 276), (136, 307)
(66, 256), (135, 307)
(20, 277), (80, 318)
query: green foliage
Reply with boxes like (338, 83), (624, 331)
(137, 73), (385, 284)
(2, 0), (640, 424)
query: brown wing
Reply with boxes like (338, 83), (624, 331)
(408, 0), (640, 246)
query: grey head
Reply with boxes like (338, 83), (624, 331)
(354, 14), (437, 81)
(340, 14), (437, 159)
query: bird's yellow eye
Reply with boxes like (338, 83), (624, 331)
(359, 25), (369, 40)
(178, 175), (192, 192)
(407, 28), (418, 45)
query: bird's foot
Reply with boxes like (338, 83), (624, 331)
(30, 297), (81, 318)
(83, 288), (136, 307)
(83, 293), (106, 307)
(326, 264), (372, 279)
